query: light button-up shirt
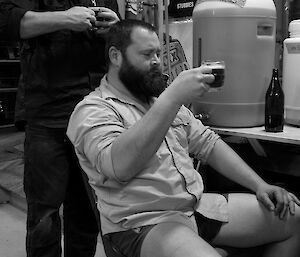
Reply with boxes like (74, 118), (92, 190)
(67, 76), (229, 235)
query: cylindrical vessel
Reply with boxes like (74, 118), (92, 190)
(192, 0), (276, 127)
(282, 19), (300, 126)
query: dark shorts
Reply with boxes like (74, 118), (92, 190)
(105, 195), (228, 257)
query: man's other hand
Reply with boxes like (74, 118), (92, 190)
(256, 184), (300, 219)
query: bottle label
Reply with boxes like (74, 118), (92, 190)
(286, 42), (300, 54)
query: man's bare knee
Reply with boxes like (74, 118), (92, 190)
(289, 205), (300, 236)
(141, 222), (222, 257)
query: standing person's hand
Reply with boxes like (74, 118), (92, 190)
(64, 6), (96, 31)
(91, 7), (119, 35)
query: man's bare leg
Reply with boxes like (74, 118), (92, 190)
(141, 222), (222, 257)
(212, 193), (300, 257)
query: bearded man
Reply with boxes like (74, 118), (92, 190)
(67, 19), (300, 257)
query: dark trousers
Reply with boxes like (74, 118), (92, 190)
(24, 126), (99, 257)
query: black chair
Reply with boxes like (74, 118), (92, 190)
(80, 170), (125, 257)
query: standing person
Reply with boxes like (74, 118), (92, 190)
(0, 1), (119, 257)
(67, 19), (300, 257)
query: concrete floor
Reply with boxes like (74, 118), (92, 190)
(0, 129), (107, 257)
(0, 203), (26, 257)
(0, 203), (106, 257)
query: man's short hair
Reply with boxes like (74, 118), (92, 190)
(105, 19), (157, 65)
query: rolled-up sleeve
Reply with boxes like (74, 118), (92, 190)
(67, 98), (126, 181)
(0, 1), (29, 41)
(185, 109), (220, 163)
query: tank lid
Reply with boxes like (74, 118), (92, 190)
(193, 0), (276, 18)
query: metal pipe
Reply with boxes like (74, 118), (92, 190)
(157, 0), (164, 64)
(164, 0), (172, 78)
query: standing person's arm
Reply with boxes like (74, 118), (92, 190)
(0, 0), (120, 40)
(20, 7), (96, 39)
(0, 1), (96, 40)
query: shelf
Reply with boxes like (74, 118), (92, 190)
(0, 124), (15, 129)
(0, 42), (20, 127)
(0, 60), (19, 63)
(211, 124), (300, 145)
(0, 88), (17, 93)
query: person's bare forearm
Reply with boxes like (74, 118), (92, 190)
(207, 140), (267, 192)
(20, 11), (69, 38)
(20, 7), (94, 39)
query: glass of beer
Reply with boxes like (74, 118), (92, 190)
(202, 60), (225, 92)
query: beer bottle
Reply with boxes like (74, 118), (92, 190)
(265, 69), (284, 132)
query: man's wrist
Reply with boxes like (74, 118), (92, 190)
(253, 179), (269, 194)
(161, 86), (184, 109)
(50, 11), (71, 30)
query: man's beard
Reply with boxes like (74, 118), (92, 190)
(119, 56), (167, 103)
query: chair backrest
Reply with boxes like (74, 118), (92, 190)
(80, 170), (126, 257)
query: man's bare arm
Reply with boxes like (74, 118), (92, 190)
(111, 68), (213, 182)
(20, 6), (95, 39)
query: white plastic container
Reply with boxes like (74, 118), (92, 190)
(282, 19), (300, 126)
(192, 0), (276, 127)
